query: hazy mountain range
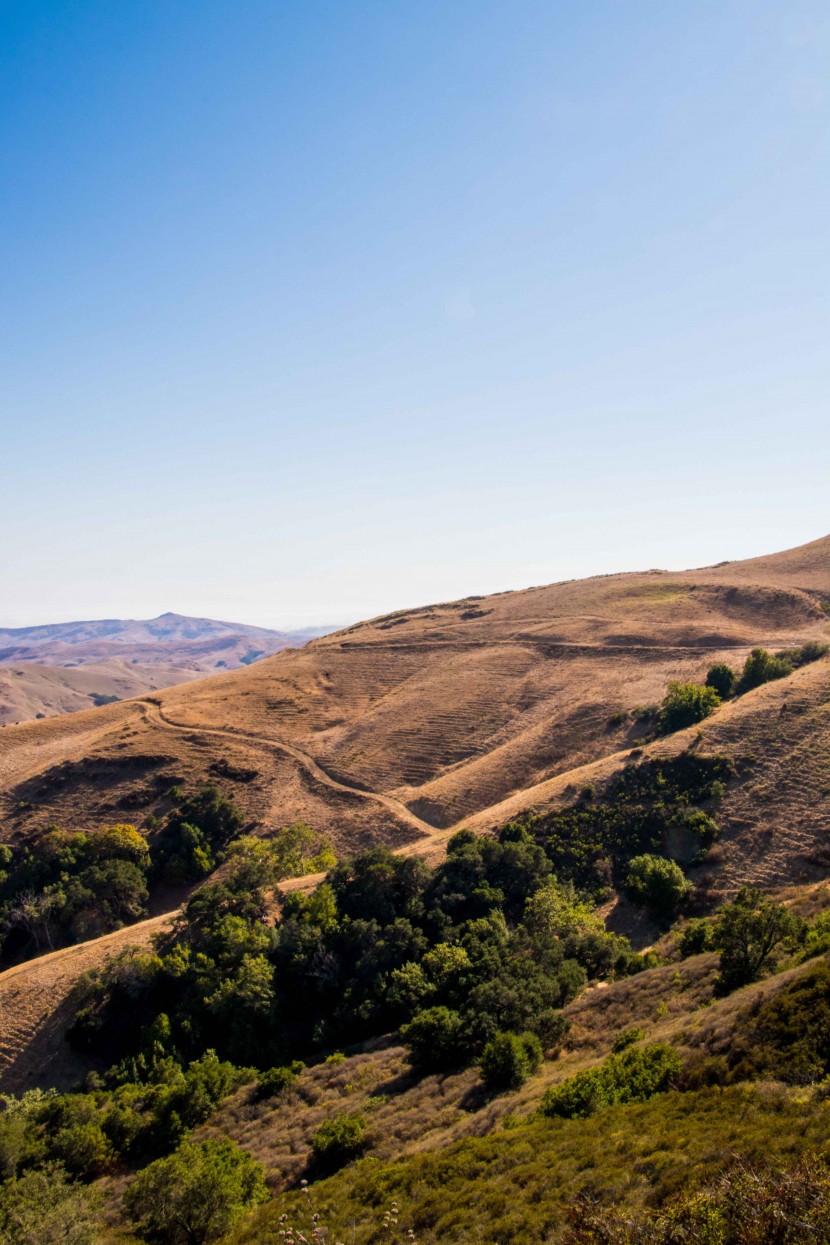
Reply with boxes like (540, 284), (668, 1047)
(0, 612), (334, 725)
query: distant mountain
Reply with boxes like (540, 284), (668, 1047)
(0, 612), (334, 724)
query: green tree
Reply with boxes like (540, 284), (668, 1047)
(0, 1163), (101, 1245)
(714, 886), (804, 994)
(125, 1138), (267, 1245)
(659, 681), (721, 734)
(400, 1006), (466, 1071)
(50, 1120), (114, 1178)
(625, 854), (691, 912)
(479, 1031), (543, 1091)
(705, 662), (736, 699)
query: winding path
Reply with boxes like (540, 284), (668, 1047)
(138, 698), (438, 838)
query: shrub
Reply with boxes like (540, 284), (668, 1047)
(724, 961), (830, 1086)
(781, 641), (828, 669)
(49, 1120), (114, 1179)
(125, 1137), (267, 1245)
(401, 1006), (466, 1072)
(659, 682), (721, 734)
(479, 1031), (543, 1092)
(714, 887), (804, 994)
(256, 1061), (304, 1099)
(0, 1163), (101, 1245)
(625, 854), (691, 912)
(737, 647), (792, 694)
(539, 1043), (681, 1119)
(310, 1113), (367, 1171)
(611, 1026), (645, 1054)
(705, 662), (736, 699)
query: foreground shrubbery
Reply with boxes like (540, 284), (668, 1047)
(125, 1137), (267, 1244)
(225, 1085), (830, 1244)
(567, 1156), (830, 1244)
(0, 1162), (101, 1245)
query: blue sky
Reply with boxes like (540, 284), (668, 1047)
(1, 1), (828, 628)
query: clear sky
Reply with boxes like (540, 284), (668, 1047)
(2, 1), (828, 629)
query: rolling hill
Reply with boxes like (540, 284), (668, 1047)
(0, 612), (333, 725)
(2, 533), (830, 1238)
(1, 534), (828, 875)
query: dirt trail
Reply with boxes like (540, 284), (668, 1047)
(140, 699), (438, 838)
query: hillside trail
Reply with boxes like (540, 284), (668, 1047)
(137, 698), (438, 838)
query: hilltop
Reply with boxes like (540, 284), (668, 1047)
(0, 612), (332, 725)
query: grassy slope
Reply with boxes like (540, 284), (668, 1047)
(185, 937), (830, 1244)
(226, 1086), (830, 1244)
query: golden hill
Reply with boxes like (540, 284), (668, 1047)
(1, 534), (828, 878)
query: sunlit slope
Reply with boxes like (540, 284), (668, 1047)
(1, 535), (828, 854)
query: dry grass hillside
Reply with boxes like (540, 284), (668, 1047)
(2, 535), (828, 875)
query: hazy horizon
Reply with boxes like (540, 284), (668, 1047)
(3, 2), (828, 630)
(1, 526), (826, 633)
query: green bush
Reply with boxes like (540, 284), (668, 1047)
(539, 1043), (682, 1119)
(705, 662), (737, 699)
(479, 1031), (543, 1092)
(125, 1137), (267, 1244)
(724, 961), (830, 1085)
(310, 1113), (367, 1171)
(625, 854), (691, 912)
(659, 682), (721, 734)
(678, 917), (715, 958)
(256, 1061), (305, 1099)
(737, 647), (792, 694)
(49, 1120), (114, 1179)
(0, 1162), (102, 1245)
(611, 1026), (645, 1054)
